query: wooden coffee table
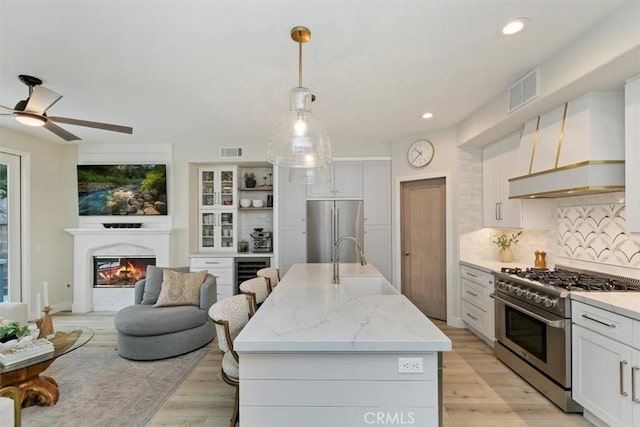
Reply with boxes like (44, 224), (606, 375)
(0, 326), (94, 407)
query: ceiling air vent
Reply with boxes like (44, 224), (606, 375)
(508, 67), (539, 112)
(220, 147), (243, 159)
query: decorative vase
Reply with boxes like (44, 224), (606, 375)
(245, 178), (256, 188)
(499, 246), (513, 263)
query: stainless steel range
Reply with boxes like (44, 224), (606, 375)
(492, 265), (640, 413)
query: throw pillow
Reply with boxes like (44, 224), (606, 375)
(154, 270), (208, 307)
(141, 266), (190, 305)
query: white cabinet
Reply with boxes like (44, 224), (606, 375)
(199, 166), (238, 209)
(307, 161), (363, 199)
(572, 300), (640, 427)
(199, 210), (237, 252)
(363, 160), (391, 281)
(459, 264), (494, 346)
(190, 257), (234, 300)
(482, 133), (552, 229)
(277, 167), (307, 276)
(626, 76), (640, 233)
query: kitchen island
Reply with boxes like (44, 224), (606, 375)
(234, 263), (451, 427)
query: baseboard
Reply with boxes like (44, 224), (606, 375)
(446, 316), (465, 328)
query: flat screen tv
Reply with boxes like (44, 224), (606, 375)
(77, 164), (167, 216)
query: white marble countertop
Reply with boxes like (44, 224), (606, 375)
(234, 263), (452, 353)
(571, 292), (640, 321)
(459, 258), (543, 273)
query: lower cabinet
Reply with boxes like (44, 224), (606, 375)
(572, 300), (640, 427)
(364, 225), (391, 281)
(190, 257), (234, 300)
(278, 227), (307, 277)
(459, 264), (494, 346)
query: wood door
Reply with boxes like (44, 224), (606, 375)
(400, 178), (446, 320)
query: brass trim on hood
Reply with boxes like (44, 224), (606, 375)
(555, 103), (569, 168)
(509, 160), (625, 182)
(509, 185), (625, 199)
(529, 115), (541, 174)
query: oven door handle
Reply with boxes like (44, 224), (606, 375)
(490, 294), (565, 329)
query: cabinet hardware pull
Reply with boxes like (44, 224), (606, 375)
(466, 313), (478, 321)
(466, 272), (478, 278)
(404, 252), (410, 256)
(581, 314), (616, 328)
(633, 366), (640, 403)
(205, 262), (220, 265)
(495, 203), (499, 220)
(466, 290), (478, 297)
(621, 360), (629, 396)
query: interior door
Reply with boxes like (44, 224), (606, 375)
(0, 152), (21, 302)
(400, 178), (446, 320)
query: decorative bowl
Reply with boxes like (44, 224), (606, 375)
(252, 200), (264, 208)
(240, 199), (251, 208)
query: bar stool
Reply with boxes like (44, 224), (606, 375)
(239, 277), (270, 313)
(208, 294), (253, 427)
(0, 386), (21, 427)
(256, 267), (280, 292)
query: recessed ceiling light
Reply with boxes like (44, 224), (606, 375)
(500, 17), (529, 36)
(421, 112), (434, 119)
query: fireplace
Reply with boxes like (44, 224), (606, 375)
(93, 256), (156, 287)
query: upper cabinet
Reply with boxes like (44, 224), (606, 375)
(307, 161), (363, 199)
(483, 133), (552, 229)
(626, 77), (640, 233)
(199, 166), (238, 209)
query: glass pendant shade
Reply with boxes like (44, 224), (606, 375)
(268, 87), (331, 169)
(288, 163), (331, 184)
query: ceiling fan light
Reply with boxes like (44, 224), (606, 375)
(15, 112), (46, 127)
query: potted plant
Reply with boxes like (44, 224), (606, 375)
(492, 230), (522, 262)
(244, 172), (256, 188)
(0, 320), (30, 344)
(238, 240), (249, 252)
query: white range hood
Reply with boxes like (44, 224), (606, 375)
(509, 91), (625, 199)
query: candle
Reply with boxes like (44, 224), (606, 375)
(36, 292), (41, 315)
(43, 281), (49, 308)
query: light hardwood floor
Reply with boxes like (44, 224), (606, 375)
(53, 312), (591, 427)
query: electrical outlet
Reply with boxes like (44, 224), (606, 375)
(398, 357), (423, 373)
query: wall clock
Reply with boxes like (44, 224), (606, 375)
(407, 139), (434, 167)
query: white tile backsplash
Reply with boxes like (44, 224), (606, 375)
(238, 211), (273, 243)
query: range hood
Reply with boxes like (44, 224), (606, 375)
(509, 91), (625, 199)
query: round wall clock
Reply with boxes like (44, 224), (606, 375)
(407, 139), (434, 167)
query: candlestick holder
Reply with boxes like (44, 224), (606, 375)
(37, 306), (55, 339)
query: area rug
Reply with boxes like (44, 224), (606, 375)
(21, 346), (210, 427)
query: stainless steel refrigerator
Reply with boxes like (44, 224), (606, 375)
(307, 200), (364, 263)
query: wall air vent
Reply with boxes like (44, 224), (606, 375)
(508, 67), (539, 112)
(220, 147), (243, 159)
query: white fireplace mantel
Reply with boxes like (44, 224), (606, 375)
(65, 228), (172, 312)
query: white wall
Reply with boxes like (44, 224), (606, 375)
(0, 127), (76, 316)
(390, 127), (462, 327)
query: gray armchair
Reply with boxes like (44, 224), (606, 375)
(114, 266), (217, 360)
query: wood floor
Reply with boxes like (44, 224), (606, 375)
(52, 312), (591, 427)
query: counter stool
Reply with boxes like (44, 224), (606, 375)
(256, 267), (280, 291)
(0, 386), (21, 427)
(208, 294), (253, 427)
(239, 277), (270, 313)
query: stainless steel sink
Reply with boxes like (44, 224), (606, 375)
(339, 276), (399, 295)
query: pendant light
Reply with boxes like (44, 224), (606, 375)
(268, 26), (332, 171)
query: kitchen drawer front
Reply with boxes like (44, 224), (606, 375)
(572, 300), (633, 345)
(461, 299), (487, 334)
(460, 264), (493, 287)
(190, 257), (233, 269)
(461, 277), (488, 309)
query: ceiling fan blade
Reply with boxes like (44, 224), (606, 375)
(1, 105), (15, 112)
(25, 86), (62, 114)
(44, 120), (80, 141)
(47, 116), (133, 134)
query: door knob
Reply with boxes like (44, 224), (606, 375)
(404, 252), (410, 256)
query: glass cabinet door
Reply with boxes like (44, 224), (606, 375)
(220, 169), (235, 209)
(200, 212), (216, 249)
(219, 211), (235, 250)
(201, 170), (216, 208)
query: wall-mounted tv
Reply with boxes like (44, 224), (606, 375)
(77, 164), (168, 216)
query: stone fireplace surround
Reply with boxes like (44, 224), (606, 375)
(65, 228), (171, 312)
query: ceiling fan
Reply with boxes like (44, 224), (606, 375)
(0, 74), (133, 141)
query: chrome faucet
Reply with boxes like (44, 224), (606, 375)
(332, 236), (367, 285)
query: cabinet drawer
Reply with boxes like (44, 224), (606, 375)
(460, 264), (493, 287)
(190, 257), (233, 269)
(461, 278), (487, 308)
(461, 300), (487, 334)
(572, 300), (633, 345)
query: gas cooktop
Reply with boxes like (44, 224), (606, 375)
(499, 266), (640, 292)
